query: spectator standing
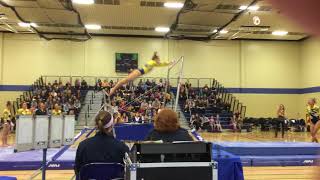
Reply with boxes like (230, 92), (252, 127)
(1, 101), (13, 147)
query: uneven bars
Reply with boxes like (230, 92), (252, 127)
(174, 57), (184, 112)
(165, 56), (184, 94)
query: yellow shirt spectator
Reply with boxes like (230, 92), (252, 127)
(52, 109), (62, 116)
(17, 108), (32, 116)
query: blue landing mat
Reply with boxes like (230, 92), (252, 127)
(240, 155), (320, 166)
(213, 142), (320, 166)
(0, 147), (75, 170)
(0, 146), (244, 179)
(213, 142), (320, 156)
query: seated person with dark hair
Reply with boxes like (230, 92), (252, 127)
(35, 102), (47, 115)
(74, 111), (129, 176)
(145, 108), (193, 142)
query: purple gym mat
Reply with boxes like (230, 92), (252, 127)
(0, 147), (76, 171)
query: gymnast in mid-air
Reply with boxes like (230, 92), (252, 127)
(108, 52), (175, 96)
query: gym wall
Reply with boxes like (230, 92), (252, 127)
(0, 32), (318, 118)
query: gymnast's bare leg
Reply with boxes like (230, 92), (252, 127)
(109, 69), (142, 95)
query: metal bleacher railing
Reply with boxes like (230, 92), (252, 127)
(8, 75), (246, 123)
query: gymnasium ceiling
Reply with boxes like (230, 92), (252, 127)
(0, 0), (309, 41)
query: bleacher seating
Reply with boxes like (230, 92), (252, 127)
(7, 76), (88, 122)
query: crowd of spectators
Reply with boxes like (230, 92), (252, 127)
(180, 83), (229, 114)
(8, 79), (88, 118)
(0, 79), (88, 146)
(26, 79), (88, 118)
(190, 113), (223, 132)
(179, 82), (242, 132)
(101, 78), (171, 124)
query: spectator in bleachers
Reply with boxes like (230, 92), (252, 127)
(74, 111), (129, 176)
(109, 78), (166, 122)
(152, 98), (161, 110)
(178, 82), (233, 133)
(96, 79), (102, 91)
(191, 113), (202, 131)
(230, 115), (237, 132)
(145, 108), (193, 142)
(201, 115), (210, 132)
(35, 102), (48, 115)
(202, 84), (210, 96)
(62, 101), (70, 113)
(114, 112), (123, 124)
(208, 116), (216, 132)
(75, 79), (81, 90)
(17, 102), (32, 115)
(233, 110), (242, 132)
(133, 112), (142, 123)
(184, 99), (195, 113)
(51, 104), (62, 116)
(121, 113), (129, 123)
(81, 79), (88, 90)
(101, 79), (109, 88)
(25, 79), (88, 120)
(215, 114), (223, 132)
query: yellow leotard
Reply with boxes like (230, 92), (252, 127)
(141, 60), (170, 74)
(3, 108), (11, 121)
(306, 105), (320, 123)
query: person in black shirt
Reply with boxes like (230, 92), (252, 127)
(74, 111), (129, 176)
(145, 108), (193, 142)
(35, 102), (48, 115)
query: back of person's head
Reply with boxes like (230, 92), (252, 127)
(95, 111), (113, 133)
(308, 98), (317, 106)
(6, 101), (11, 107)
(154, 108), (179, 133)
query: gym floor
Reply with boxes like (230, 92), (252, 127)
(1, 130), (319, 180)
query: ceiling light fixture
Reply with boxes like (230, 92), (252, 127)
(30, 23), (38, 27)
(164, 2), (184, 8)
(85, 24), (101, 30)
(72, 0), (94, 5)
(272, 30), (288, 36)
(0, 16), (8, 20)
(18, 22), (38, 27)
(247, 6), (259, 11)
(239, 5), (248, 10)
(155, 27), (170, 32)
(219, 30), (228, 34)
(212, 29), (218, 33)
